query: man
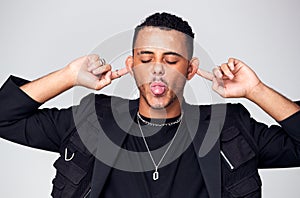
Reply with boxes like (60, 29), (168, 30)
(0, 12), (299, 198)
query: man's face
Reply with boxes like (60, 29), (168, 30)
(127, 27), (197, 110)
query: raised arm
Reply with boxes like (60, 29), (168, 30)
(0, 54), (128, 151)
(20, 54), (128, 103)
(197, 58), (300, 121)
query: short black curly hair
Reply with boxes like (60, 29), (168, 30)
(132, 12), (195, 59)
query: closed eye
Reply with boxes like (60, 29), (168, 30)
(166, 61), (178, 65)
(141, 59), (152, 63)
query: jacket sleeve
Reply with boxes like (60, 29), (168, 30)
(0, 75), (75, 152)
(235, 102), (300, 168)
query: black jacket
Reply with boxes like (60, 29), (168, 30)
(0, 76), (300, 198)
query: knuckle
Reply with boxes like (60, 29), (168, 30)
(221, 63), (228, 69)
(93, 54), (99, 59)
(104, 64), (111, 71)
(94, 84), (101, 90)
(93, 69), (102, 75)
(92, 70), (97, 75)
(213, 67), (219, 72)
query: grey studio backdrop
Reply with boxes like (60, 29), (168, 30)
(0, 0), (300, 197)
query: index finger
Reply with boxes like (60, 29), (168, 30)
(111, 67), (129, 80)
(197, 68), (214, 81)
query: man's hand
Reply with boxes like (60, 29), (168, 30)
(197, 57), (300, 121)
(68, 54), (128, 90)
(20, 54), (128, 103)
(197, 58), (261, 99)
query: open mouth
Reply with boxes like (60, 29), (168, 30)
(150, 81), (167, 96)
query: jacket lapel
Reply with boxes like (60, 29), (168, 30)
(89, 97), (139, 198)
(184, 103), (225, 198)
(198, 139), (221, 198)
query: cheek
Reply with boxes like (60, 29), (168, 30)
(133, 68), (150, 86)
(166, 66), (189, 80)
(180, 66), (189, 77)
(166, 70), (188, 90)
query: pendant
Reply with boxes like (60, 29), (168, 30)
(153, 169), (159, 181)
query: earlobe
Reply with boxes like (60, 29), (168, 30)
(187, 57), (199, 80)
(125, 56), (134, 75)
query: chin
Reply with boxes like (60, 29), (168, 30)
(149, 102), (167, 110)
(146, 94), (176, 110)
(139, 85), (180, 110)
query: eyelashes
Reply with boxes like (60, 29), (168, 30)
(140, 59), (178, 65)
(166, 61), (178, 65)
(141, 60), (151, 63)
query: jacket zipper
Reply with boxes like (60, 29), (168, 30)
(83, 188), (91, 198)
(220, 150), (234, 170)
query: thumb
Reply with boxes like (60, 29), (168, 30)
(94, 71), (112, 90)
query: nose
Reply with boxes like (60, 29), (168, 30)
(151, 62), (165, 76)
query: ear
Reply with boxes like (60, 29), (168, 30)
(125, 55), (134, 75)
(187, 57), (199, 80)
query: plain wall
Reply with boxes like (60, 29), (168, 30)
(0, 0), (299, 197)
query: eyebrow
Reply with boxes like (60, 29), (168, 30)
(163, 52), (182, 57)
(137, 50), (182, 57)
(137, 51), (154, 55)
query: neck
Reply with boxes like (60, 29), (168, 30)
(138, 97), (183, 119)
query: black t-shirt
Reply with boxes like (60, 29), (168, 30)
(100, 114), (209, 198)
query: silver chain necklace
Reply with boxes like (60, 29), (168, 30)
(137, 112), (183, 181)
(137, 112), (183, 127)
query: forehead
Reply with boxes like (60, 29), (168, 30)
(134, 27), (188, 58)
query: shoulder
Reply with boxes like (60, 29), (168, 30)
(197, 102), (250, 122)
(78, 93), (133, 107)
(76, 93), (137, 116)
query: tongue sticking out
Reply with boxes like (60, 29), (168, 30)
(150, 82), (166, 96)
(151, 86), (166, 95)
